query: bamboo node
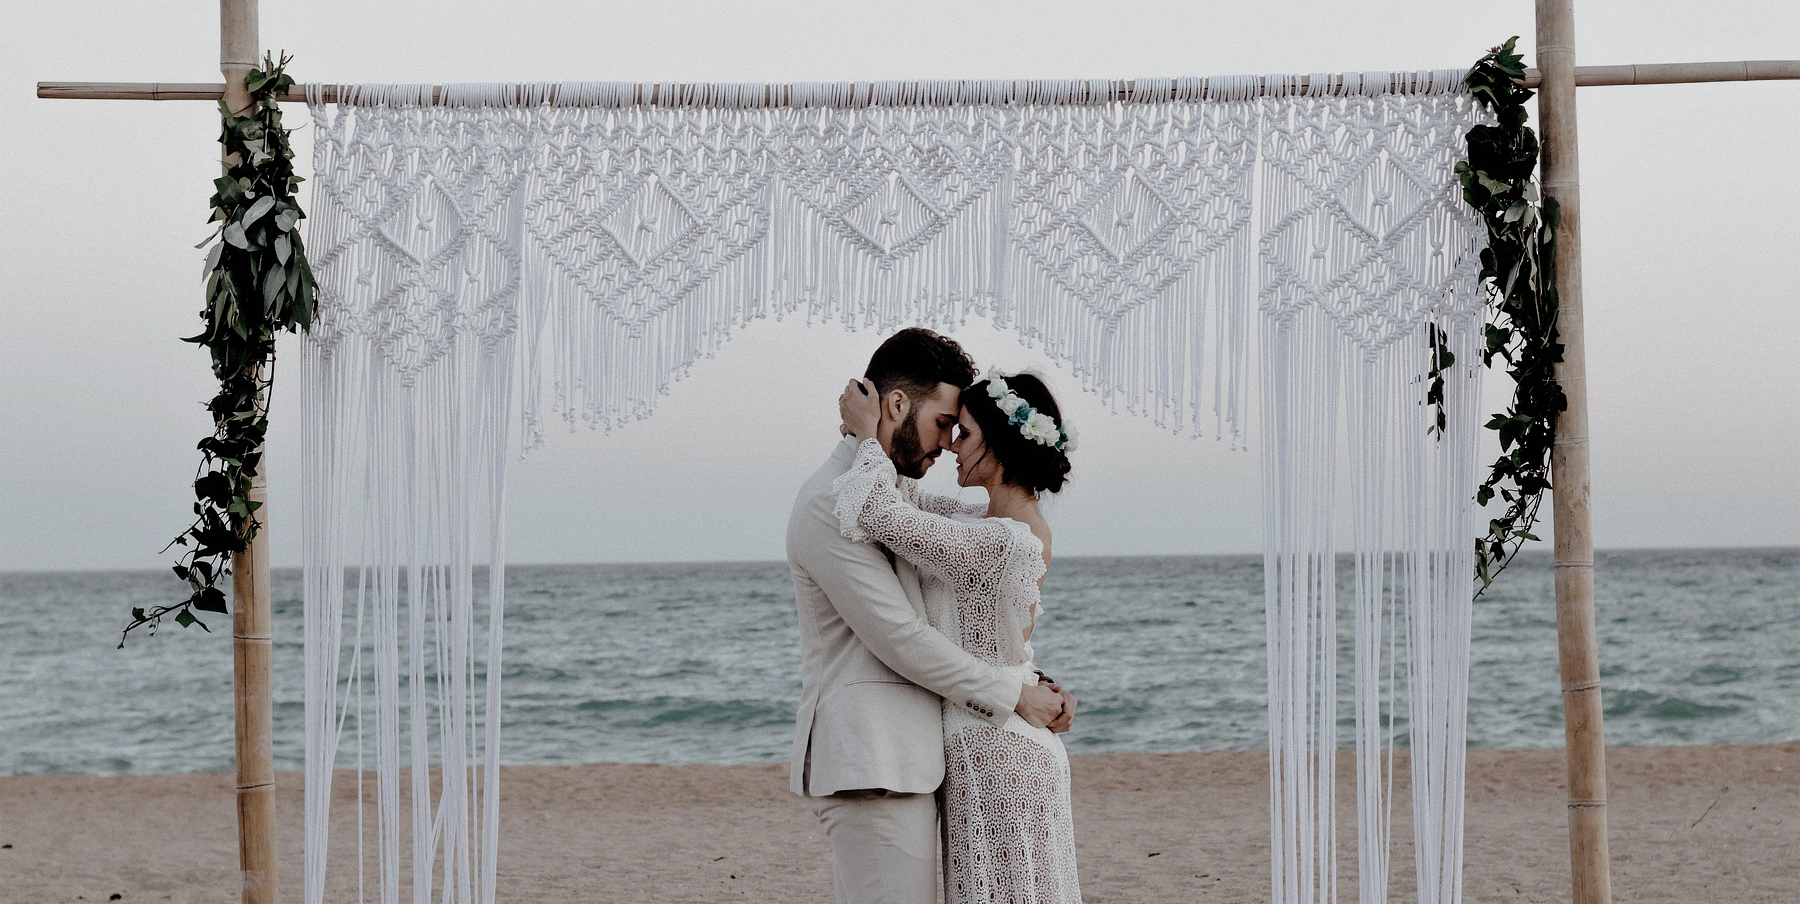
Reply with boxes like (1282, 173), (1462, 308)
(1562, 679), (1603, 694)
(1567, 798), (1608, 808)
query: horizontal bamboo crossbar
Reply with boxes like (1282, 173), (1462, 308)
(36, 60), (1800, 105)
(1520, 59), (1800, 87)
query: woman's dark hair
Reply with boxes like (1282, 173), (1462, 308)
(864, 327), (978, 402)
(960, 372), (1072, 495)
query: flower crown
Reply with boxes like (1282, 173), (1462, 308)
(983, 369), (1078, 453)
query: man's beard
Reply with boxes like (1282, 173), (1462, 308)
(889, 414), (936, 479)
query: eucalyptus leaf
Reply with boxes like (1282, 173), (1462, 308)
(242, 195), (276, 228)
(202, 243), (224, 281)
(1476, 173), (1511, 197)
(262, 268), (284, 315)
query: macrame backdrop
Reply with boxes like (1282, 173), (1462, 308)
(299, 70), (1486, 904)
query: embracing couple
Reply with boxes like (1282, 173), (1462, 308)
(787, 327), (1083, 904)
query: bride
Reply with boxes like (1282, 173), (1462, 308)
(835, 368), (1082, 904)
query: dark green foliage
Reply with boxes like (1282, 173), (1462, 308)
(1441, 37), (1567, 595)
(123, 54), (315, 645)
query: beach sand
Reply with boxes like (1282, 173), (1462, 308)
(1, 743), (1792, 903)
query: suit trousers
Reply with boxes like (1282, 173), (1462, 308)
(807, 789), (939, 904)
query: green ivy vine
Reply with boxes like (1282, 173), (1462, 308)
(1446, 37), (1567, 594)
(122, 53), (316, 645)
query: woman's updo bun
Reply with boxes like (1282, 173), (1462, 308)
(960, 372), (1073, 495)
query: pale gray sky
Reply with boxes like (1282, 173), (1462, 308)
(3, 1), (1796, 570)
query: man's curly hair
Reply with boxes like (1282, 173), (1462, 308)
(863, 327), (978, 401)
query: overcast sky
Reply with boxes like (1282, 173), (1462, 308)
(2, 1), (1796, 571)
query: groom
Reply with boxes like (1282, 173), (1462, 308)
(787, 327), (1073, 904)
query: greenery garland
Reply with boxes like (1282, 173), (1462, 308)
(1443, 37), (1567, 594)
(123, 53), (316, 644)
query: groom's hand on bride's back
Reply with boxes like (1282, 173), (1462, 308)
(1015, 682), (1067, 729)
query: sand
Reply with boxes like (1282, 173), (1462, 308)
(1, 743), (1793, 903)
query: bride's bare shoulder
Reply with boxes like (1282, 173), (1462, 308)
(1018, 514), (1052, 569)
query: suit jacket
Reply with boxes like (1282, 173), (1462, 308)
(787, 439), (1020, 796)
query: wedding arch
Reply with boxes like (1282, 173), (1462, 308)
(297, 68), (1487, 904)
(36, 3), (1800, 904)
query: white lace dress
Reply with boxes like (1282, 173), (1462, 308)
(833, 438), (1081, 904)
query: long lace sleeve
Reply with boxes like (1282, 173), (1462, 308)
(912, 488), (989, 519)
(833, 440), (1018, 584)
(832, 439), (1046, 665)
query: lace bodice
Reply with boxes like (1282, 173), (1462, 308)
(832, 439), (1047, 669)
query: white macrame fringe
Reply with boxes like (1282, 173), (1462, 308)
(299, 71), (1485, 904)
(1259, 82), (1485, 904)
(302, 82), (512, 904)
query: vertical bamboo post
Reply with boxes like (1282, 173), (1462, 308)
(1535, 3), (1613, 904)
(221, 3), (276, 903)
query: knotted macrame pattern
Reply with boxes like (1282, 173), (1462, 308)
(299, 70), (1487, 904)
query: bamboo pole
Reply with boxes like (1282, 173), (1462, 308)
(221, 2), (277, 903)
(1536, 3), (1613, 904)
(35, 59), (1800, 104)
(1522, 59), (1800, 87)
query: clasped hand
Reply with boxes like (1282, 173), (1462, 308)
(1018, 679), (1076, 733)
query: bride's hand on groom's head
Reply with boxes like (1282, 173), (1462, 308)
(838, 378), (881, 440)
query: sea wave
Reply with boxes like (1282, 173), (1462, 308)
(1, 547), (1794, 775)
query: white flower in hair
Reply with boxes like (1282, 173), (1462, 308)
(982, 367), (1074, 451)
(1024, 412), (1058, 444)
(1060, 423), (1080, 453)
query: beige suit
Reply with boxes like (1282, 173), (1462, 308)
(788, 440), (1020, 903)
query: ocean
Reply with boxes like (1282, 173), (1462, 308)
(1, 548), (1794, 776)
